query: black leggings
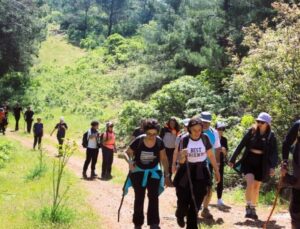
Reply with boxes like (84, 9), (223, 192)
(165, 147), (175, 177)
(33, 135), (42, 148)
(217, 153), (225, 199)
(290, 188), (300, 229)
(131, 171), (161, 226)
(26, 120), (33, 133)
(83, 148), (99, 174)
(101, 146), (114, 177)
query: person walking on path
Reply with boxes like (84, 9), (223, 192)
(13, 103), (23, 131)
(215, 121), (228, 207)
(200, 111), (222, 219)
(24, 106), (34, 134)
(125, 118), (172, 229)
(50, 117), (68, 156)
(33, 118), (43, 150)
(0, 108), (7, 135)
(229, 112), (278, 220)
(82, 121), (100, 179)
(101, 121), (117, 180)
(281, 120), (300, 229)
(160, 117), (180, 179)
(173, 118), (220, 229)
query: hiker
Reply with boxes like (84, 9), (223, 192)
(160, 117), (180, 179)
(131, 118), (146, 141)
(172, 118), (190, 174)
(229, 112), (278, 220)
(24, 106), (34, 134)
(13, 103), (23, 131)
(0, 108), (8, 135)
(33, 118), (43, 150)
(215, 121), (228, 207)
(125, 118), (172, 229)
(101, 121), (117, 180)
(173, 118), (220, 229)
(281, 120), (300, 229)
(82, 121), (100, 179)
(50, 117), (68, 155)
(200, 111), (222, 219)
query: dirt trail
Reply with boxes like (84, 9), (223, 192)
(7, 131), (291, 229)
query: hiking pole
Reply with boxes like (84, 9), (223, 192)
(118, 172), (130, 222)
(263, 176), (283, 229)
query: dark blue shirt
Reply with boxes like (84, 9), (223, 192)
(33, 123), (43, 136)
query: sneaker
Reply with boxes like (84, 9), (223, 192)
(176, 216), (185, 228)
(250, 206), (258, 220)
(245, 205), (252, 218)
(91, 172), (98, 178)
(217, 199), (225, 206)
(82, 172), (88, 179)
(107, 174), (113, 180)
(201, 208), (213, 219)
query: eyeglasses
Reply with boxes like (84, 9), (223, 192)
(146, 132), (157, 137)
(256, 120), (266, 125)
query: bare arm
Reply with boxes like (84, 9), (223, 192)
(207, 149), (221, 183)
(159, 149), (169, 176)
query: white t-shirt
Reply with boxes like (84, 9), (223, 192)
(87, 129), (98, 149)
(187, 138), (208, 163)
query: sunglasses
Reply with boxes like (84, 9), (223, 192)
(256, 120), (266, 125)
(217, 128), (225, 131)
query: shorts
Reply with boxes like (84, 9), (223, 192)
(241, 151), (263, 182)
(290, 188), (300, 228)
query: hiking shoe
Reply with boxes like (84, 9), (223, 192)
(245, 205), (252, 218)
(107, 174), (113, 180)
(91, 172), (98, 178)
(217, 199), (225, 206)
(82, 172), (88, 179)
(176, 216), (185, 228)
(201, 208), (213, 219)
(250, 207), (258, 220)
(149, 225), (160, 229)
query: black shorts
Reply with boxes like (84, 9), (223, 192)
(290, 188), (300, 228)
(241, 152), (263, 182)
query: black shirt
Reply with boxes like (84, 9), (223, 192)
(55, 123), (68, 138)
(132, 127), (144, 138)
(130, 136), (164, 169)
(24, 110), (34, 121)
(220, 136), (228, 151)
(13, 106), (22, 118)
(251, 132), (269, 151)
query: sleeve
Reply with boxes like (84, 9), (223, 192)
(204, 135), (212, 151)
(129, 138), (140, 151)
(229, 129), (252, 163)
(269, 134), (278, 168)
(55, 124), (59, 129)
(158, 138), (165, 151)
(282, 121), (299, 161)
(65, 123), (68, 129)
(223, 137), (229, 151)
(213, 129), (221, 148)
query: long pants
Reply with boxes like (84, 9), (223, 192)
(15, 117), (20, 131)
(83, 148), (99, 174)
(101, 146), (114, 177)
(131, 171), (161, 226)
(26, 120), (33, 133)
(0, 123), (5, 135)
(33, 135), (42, 149)
(57, 137), (64, 152)
(176, 179), (208, 229)
(217, 153), (225, 199)
(165, 147), (175, 177)
(290, 188), (300, 229)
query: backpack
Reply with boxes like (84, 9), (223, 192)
(82, 131), (88, 148)
(179, 133), (209, 152)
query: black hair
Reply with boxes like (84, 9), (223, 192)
(188, 118), (203, 134)
(167, 117), (180, 132)
(143, 118), (160, 132)
(91, 121), (99, 127)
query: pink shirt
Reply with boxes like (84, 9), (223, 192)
(103, 132), (116, 150)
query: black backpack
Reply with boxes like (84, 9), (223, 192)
(82, 131), (88, 148)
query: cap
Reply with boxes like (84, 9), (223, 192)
(216, 121), (226, 129)
(200, 111), (212, 123)
(256, 112), (272, 125)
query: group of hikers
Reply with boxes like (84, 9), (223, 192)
(121, 112), (300, 229)
(1, 101), (299, 229)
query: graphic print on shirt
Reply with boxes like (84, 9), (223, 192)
(187, 139), (207, 163)
(140, 151), (157, 165)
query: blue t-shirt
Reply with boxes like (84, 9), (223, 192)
(33, 123), (43, 136)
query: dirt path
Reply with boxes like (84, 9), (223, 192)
(7, 130), (291, 229)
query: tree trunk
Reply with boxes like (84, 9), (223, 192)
(107, 0), (114, 37)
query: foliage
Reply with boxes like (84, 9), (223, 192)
(232, 2), (300, 138)
(25, 149), (47, 181)
(0, 141), (13, 169)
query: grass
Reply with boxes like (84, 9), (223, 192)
(0, 137), (102, 229)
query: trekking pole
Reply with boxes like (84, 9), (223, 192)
(180, 140), (201, 228)
(263, 176), (283, 229)
(118, 172), (130, 222)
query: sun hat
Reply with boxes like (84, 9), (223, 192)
(200, 111), (212, 123)
(256, 112), (272, 125)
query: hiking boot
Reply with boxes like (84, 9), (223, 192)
(176, 216), (185, 228)
(245, 205), (252, 218)
(250, 206), (258, 220)
(91, 172), (98, 178)
(201, 208), (213, 219)
(107, 174), (113, 180)
(82, 172), (88, 180)
(149, 225), (160, 229)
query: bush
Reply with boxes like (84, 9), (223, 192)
(0, 141), (13, 169)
